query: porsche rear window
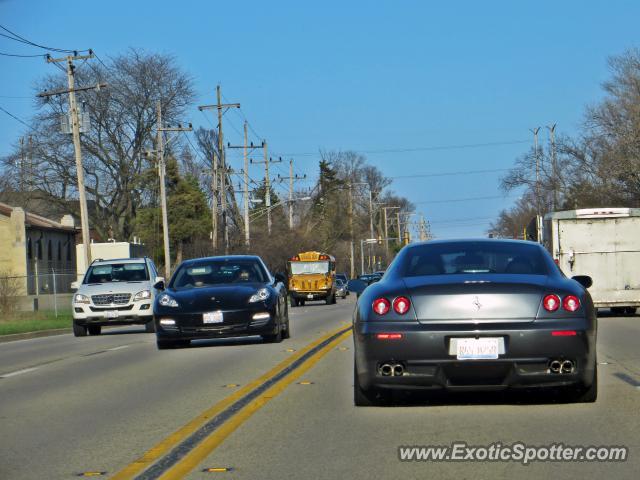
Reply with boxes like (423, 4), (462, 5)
(403, 242), (548, 276)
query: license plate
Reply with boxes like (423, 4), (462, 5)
(456, 337), (500, 360)
(307, 294), (314, 299)
(203, 311), (223, 324)
(105, 310), (118, 319)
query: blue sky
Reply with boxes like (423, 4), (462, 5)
(1, 0), (638, 238)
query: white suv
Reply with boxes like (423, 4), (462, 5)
(71, 257), (163, 336)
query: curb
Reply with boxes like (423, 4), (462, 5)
(0, 328), (72, 344)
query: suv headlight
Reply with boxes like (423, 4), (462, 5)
(158, 293), (179, 308)
(74, 293), (90, 304)
(133, 290), (151, 301)
(249, 288), (270, 303)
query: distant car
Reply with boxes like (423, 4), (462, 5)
(336, 273), (350, 295)
(358, 274), (381, 285)
(153, 255), (289, 349)
(351, 239), (597, 406)
(335, 279), (348, 299)
(71, 257), (162, 337)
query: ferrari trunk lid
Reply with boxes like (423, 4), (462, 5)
(403, 274), (548, 323)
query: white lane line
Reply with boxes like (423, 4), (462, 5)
(107, 345), (130, 351)
(0, 367), (40, 378)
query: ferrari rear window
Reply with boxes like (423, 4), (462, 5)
(402, 242), (548, 276)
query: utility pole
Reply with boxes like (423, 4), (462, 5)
(156, 102), (170, 279)
(38, 51), (107, 271)
(382, 206), (400, 260)
(228, 122), (263, 247)
(251, 142), (281, 235)
(547, 123), (557, 210)
(396, 211), (402, 243)
(348, 183), (355, 279)
(147, 102), (193, 279)
(530, 127), (541, 242)
(277, 159), (306, 229)
(198, 86), (239, 254)
(19, 137), (25, 192)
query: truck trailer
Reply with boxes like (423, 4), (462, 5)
(543, 208), (640, 314)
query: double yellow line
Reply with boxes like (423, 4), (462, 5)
(111, 325), (352, 480)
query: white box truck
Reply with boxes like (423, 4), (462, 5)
(543, 208), (640, 314)
(76, 242), (146, 281)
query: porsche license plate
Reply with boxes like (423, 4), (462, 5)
(203, 311), (223, 324)
(456, 337), (500, 360)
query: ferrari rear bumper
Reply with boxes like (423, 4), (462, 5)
(354, 319), (596, 391)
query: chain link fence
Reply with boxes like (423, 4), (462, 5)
(0, 271), (77, 315)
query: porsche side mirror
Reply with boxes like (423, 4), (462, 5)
(274, 272), (286, 284)
(347, 279), (367, 295)
(572, 275), (593, 289)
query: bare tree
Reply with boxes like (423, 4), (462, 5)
(2, 49), (195, 241)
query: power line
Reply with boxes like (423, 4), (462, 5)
(414, 194), (519, 205)
(0, 24), (89, 53)
(390, 168), (510, 179)
(280, 140), (531, 157)
(0, 50), (48, 58)
(0, 105), (31, 128)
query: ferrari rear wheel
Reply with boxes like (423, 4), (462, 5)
(563, 366), (598, 403)
(354, 365), (389, 406)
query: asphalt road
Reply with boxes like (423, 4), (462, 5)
(1, 300), (639, 479)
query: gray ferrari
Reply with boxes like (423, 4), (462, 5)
(349, 239), (597, 406)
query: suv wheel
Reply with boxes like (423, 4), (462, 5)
(73, 322), (87, 337)
(87, 325), (102, 335)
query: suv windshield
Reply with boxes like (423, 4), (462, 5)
(402, 242), (548, 276)
(171, 260), (267, 290)
(84, 263), (149, 283)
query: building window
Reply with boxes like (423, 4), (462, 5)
(47, 240), (52, 260)
(37, 240), (42, 260)
(57, 242), (62, 261)
(66, 239), (72, 261)
(27, 238), (32, 259)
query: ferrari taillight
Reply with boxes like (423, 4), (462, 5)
(543, 294), (561, 312)
(392, 296), (411, 315)
(563, 295), (581, 312)
(372, 298), (390, 315)
(543, 294), (581, 312)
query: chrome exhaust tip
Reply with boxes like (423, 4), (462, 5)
(392, 364), (404, 377)
(561, 360), (575, 374)
(379, 364), (393, 376)
(549, 360), (562, 374)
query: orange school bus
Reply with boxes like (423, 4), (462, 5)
(287, 251), (337, 306)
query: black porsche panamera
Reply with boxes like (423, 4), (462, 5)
(349, 239), (597, 406)
(153, 255), (289, 349)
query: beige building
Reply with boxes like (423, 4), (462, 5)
(0, 202), (77, 295)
